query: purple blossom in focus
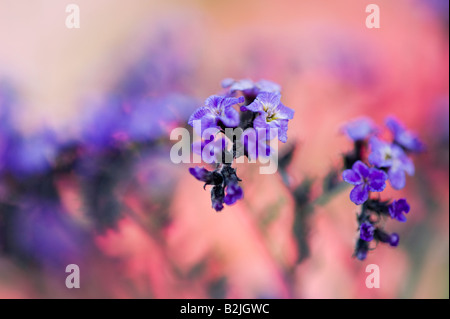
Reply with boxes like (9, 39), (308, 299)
(188, 95), (244, 133)
(342, 160), (388, 205)
(368, 137), (415, 190)
(245, 92), (294, 143)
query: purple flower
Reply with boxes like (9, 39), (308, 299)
(221, 78), (281, 99)
(360, 222), (375, 241)
(341, 117), (377, 141)
(244, 92), (294, 143)
(385, 116), (425, 152)
(374, 229), (400, 247)
(368, 137), (415, 190)
(342, 160), (388, 205)
(188, 95), (244, 133)
(224, 181), (243, 205)
(388, 198), (410, 222)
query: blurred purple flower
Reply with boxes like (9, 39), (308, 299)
(5, 130), (58, 177)
(188, 95), (244, 132)
(385, 116), (425, 152)
(374, 229), (400, 247)
(221, 78), (280, 100)
(224, 181), (243, 205)
(368, 137), (415, 190)
(388, 198), (410, 222)
(342, 160), (388, 205)
(360, 222), (375, 242)
(245, 92), (294, 143)
(341, 117), (377, 141)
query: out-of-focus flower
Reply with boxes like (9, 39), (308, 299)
(368, 137), (415, 190)
(341, 117), (377, 141)
(360, 222), (375, 242)
(5, 130), (58, 177)
(246, 92), (294, 143)
(342, 160), (387, 205)
(374, 229), (400, 247)
(188, 95), (244, 132)
(388, 198), (410, 222)
(385, 116), (425, 153)
(222, 78), (280, 101)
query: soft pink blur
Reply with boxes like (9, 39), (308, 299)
(0, 0), (448, 298)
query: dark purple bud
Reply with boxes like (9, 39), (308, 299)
(211, 185), (225, 212)
(374, 229), (400, 247)
(354, 238), (369, 261)
(360, 222), (375, 242)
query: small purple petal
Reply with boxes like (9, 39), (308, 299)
(352, 161), (370, 179)
(367, 168), (388, 192)
(350, 183), (369, 205)
(388, 167), (406, 190)
(360, 222), (375, 241)
(342, 169), (363, 185)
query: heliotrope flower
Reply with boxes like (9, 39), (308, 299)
(221, 78), (280, 100)
(341, 117), (377, 141)
(388, 198), (410, 222)
(188, 95), (244, 133)
(342, 160), (388, 205)
(368, 137), (415, 190)
(244, 92), (294, 143)
(360, 222), (375, 241)
(385, 116), (424, 153)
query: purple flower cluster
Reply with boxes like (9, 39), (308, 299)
(341, 116), (423, 260)
(188, 78), (294, 211)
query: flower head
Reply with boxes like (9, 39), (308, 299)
(360, 222), (375, 241)
(341, 117), (377, 141)
(385, 116), (424, 152)
(368, 137), (415, 190)
(245, 92), (294, 143)
(222, 78), (280, 101)
(342, 160), (388, 205)
(388, 198), (410, 222)
(188, 95), (244, 133)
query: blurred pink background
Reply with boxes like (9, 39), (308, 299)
(0, 0), (448, 298)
